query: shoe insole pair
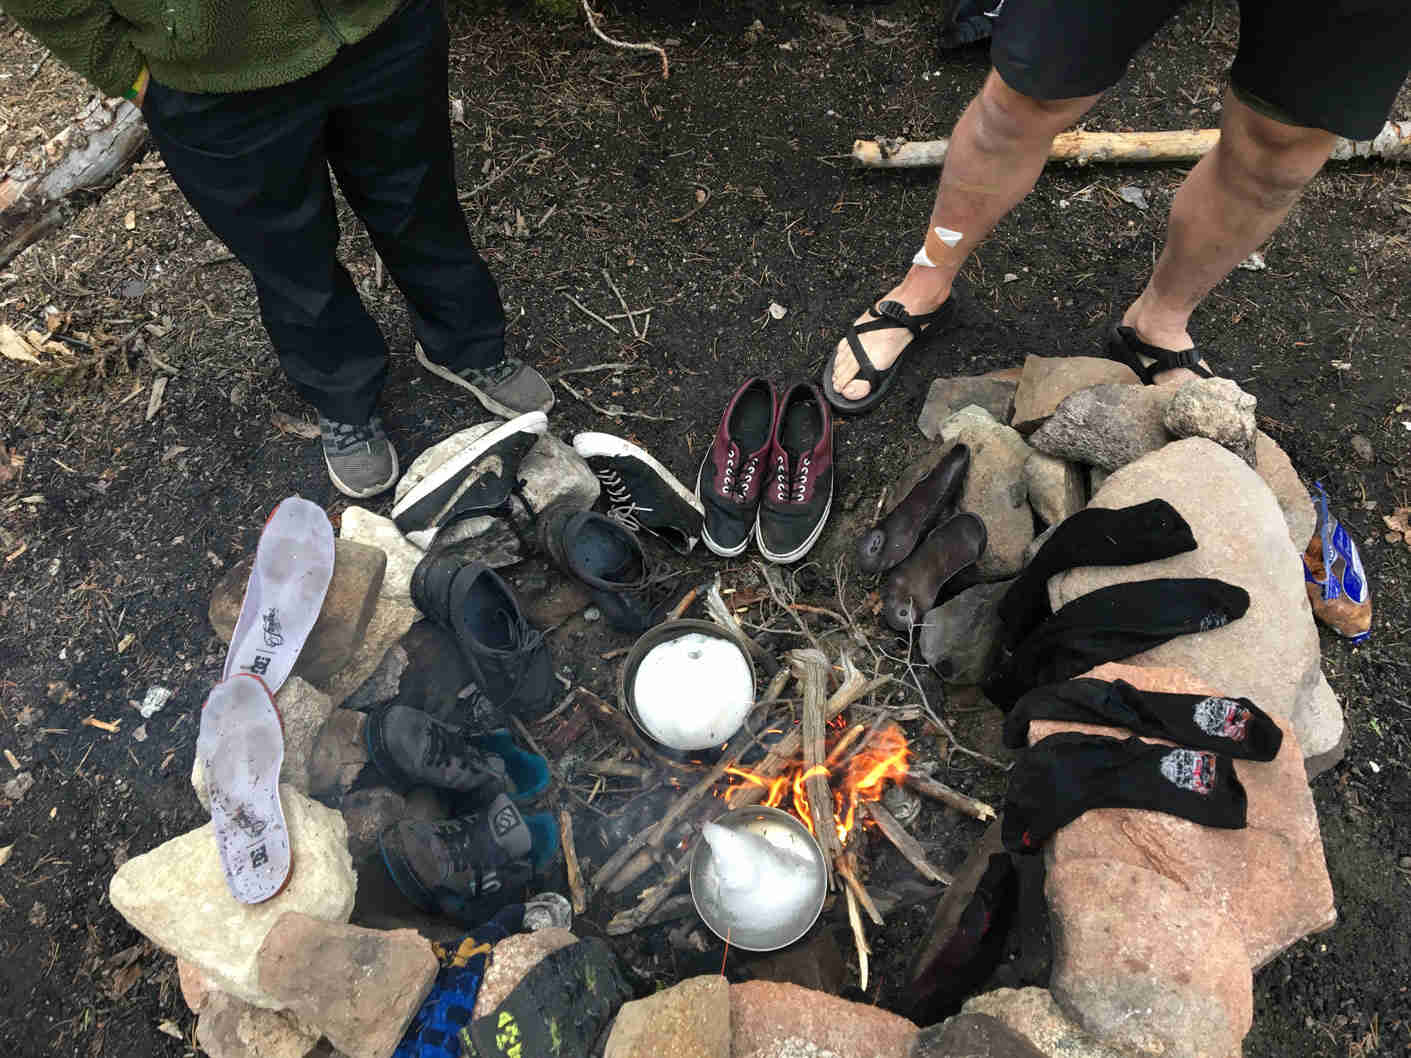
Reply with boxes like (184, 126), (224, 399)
(198, 497), (334, 904)
(730, 385), (820, 457)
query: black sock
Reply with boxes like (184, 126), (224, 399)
(1002, 732), (1247, 854)
(998, 499), (1197, 650)
(1004, 677), (1282, 760)
(984, 578), (1249, 709)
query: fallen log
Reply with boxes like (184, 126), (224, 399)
(1, 97), (147, 267)
(852, 119), (1411, 168)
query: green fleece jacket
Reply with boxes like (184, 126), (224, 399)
(5, 0), (405, 98)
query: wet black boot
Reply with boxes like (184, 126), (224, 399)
(366, 705), (508, 792)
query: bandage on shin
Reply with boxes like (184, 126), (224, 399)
(912, 224), (964, 267)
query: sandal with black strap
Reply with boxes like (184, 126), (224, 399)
(822, 297), (956, 415)
(1105, 324), (1215, 386)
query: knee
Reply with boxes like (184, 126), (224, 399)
(969, 71), (1097, 151)
(1218, 107), (1336, 206)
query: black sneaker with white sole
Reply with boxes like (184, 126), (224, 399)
(320, 414), (400, 499)
(571, 432), (704, 554)
(391, 411), (547, 549)
(756, 382), (834, 564)
(696, 378), (777, 557)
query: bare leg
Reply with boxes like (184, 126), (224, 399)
(834, 70), (1100, 401)
(1122, 88), (1336, 384)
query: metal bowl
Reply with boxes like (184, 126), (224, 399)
(618, 620), (757, 769)
(689, 805), (828, 952)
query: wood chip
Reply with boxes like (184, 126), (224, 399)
(0, 323), (42, 364)
(3, 749), (20, 770)
(82, 716), (121, 733)
(271, 411), (320, 439)
(0, 844), (12, 868)
(144, 376), (167, 421)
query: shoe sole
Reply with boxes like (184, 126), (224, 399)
(199, 674), (292, 905)
(323, 442), (400, 500)
(572, 432), (705, 516)
(223, 497), (334, 693)
(415, 342), (554, 417)
(694, 449), (753, 557)
(391, 411), (548, 537)
(756, 482), (834, 564)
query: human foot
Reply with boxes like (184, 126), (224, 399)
(831, 283), (951, 401)
(1116, 311), (1213, 386)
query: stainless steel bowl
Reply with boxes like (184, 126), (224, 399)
(689, 805), (827, 952)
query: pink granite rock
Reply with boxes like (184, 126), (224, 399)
(1047, 859), (1252, 1058)
(729, 981), (917, 1058)
(1033, 662), (1336, 968)
(606, 975), (730, 1058)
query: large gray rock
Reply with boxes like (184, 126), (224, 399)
(342, 644), (407, 711)
(109, 786), (356, 1008)
(192, 677), (337, 804)
(1254, 430), (1315, 550)
(338, 507), (424, 601)
(209, 540), (387, 685)
(1046, 859), (1252, 1058)
(919, 580), (1011, 683)
(1297, 669), (1347, 778)
(319, 599), (420, 710)
(1163, 377), (1257, 465)
(256, 912), (438, 1058)
(395, 423), (599, 566)
(944, 412), (1035, 579)
(605, 975), (731, 1058)
(1028, 385), (1173, 472)
(339, 787), (405, 862)
(1010, 356), (1140, 432)
(937, 404), (999, 444)
(1022, 452), (1085, 528)
(961, 989), (1129, 1058)
(195, 989), (321, 1058)
(918, 375), (1018, 440)
(1048, 439), (1331, 762)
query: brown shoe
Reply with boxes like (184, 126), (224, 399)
(416, 342), (555, 417)
(882, 512), (987, 632)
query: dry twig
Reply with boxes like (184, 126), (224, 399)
(557, 375), (675, 422)
(903, 771), (997, 822)
(862, 801), (953, 884)
(559, 807), (589, 914)
(581, 0), (670, 79)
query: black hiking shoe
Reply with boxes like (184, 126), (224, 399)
(547, 509), (673, 634)
(571, 432), (705, 554)
(391, 411), (547, 548)
(757, 382), (834, 564)
(696, 377), (778, 557)
(366, 705), (508, 793)
(378, 793), (557, 922)
(411, 555), (555, 718)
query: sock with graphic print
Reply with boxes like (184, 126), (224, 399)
(1005, 677), (1282, 760)
(984, 577), (1249, 709)
(1002, 732), (1247, 854)
(998, 499), (1197, 651)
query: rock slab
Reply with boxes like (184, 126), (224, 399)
(1022, 452), (1085, 528)
(338, 506), (424, 601)
(1028, 384), (1172, 471)
(395, 424), (599, 566)
(1034, 662), (1336, 970)
(196, 989), (321, 1058)
(910, 1013), (1047, 1058)
(209, 539), (386, 685)
(339, 787), (406, 863)
(319, 598), (420, 710)
(473, 928), (579, 1020)
(256, 912), (438, 1058)
(606, 975), (731, 1058)
(1011, 356), (1140, 432)
(944, 411), (1035, 578)
(308, 710), (372, 801)
(730, 980), (918, 1058)
(109, 785), (356, 1008)
(962, 988), (1128, 1058)
(1046, 859), (1252, 1058)
(919, 375), (1019, 440)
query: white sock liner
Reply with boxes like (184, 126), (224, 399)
(199, 674), (291, 904)
(222, 496), (335, 694)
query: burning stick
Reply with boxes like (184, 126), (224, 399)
(835, 853), (883, 926)
(791, 649), (844, 876)
(903, 772), (997, 822)
(862, 801), (953, 885)
(824, 723), (867, 768)
(559, 807), (589, 915)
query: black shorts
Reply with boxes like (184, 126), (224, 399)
(989, 0), (1410, 140)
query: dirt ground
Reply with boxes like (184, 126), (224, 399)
(1, 1), (1409, 1055)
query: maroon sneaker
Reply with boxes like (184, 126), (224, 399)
(756, 383), (833, 564)
(696, 378), (778, 556)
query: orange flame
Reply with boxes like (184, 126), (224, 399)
(723, 723), (909, 845)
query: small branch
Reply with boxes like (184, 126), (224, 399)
(558, 376), (675, 422)
(559, 807), (589, 914)
(561, 292), (620, 333)
(582, 0), (670, 79)
(601, 270), (639, 338)
(584, 758), (651, 782)
(844, 883), (870, 993)
(902, 771), (997, 822)
(836, 853), (883, 925)
(862, 801), (953, 884)
(666, 585), (699, 621)
(548, 361), (647, 381)
(759, 562), (822, 652)
(606, 853), (691, 935)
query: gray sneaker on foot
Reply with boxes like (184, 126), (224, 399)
(415, 342), (555, 417)
(320, 414), (400, 498)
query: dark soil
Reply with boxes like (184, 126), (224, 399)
(2, 2), (1408, 1055)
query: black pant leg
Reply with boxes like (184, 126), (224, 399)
(323, 0), (505, 374)
(142, 78), (390, 424)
